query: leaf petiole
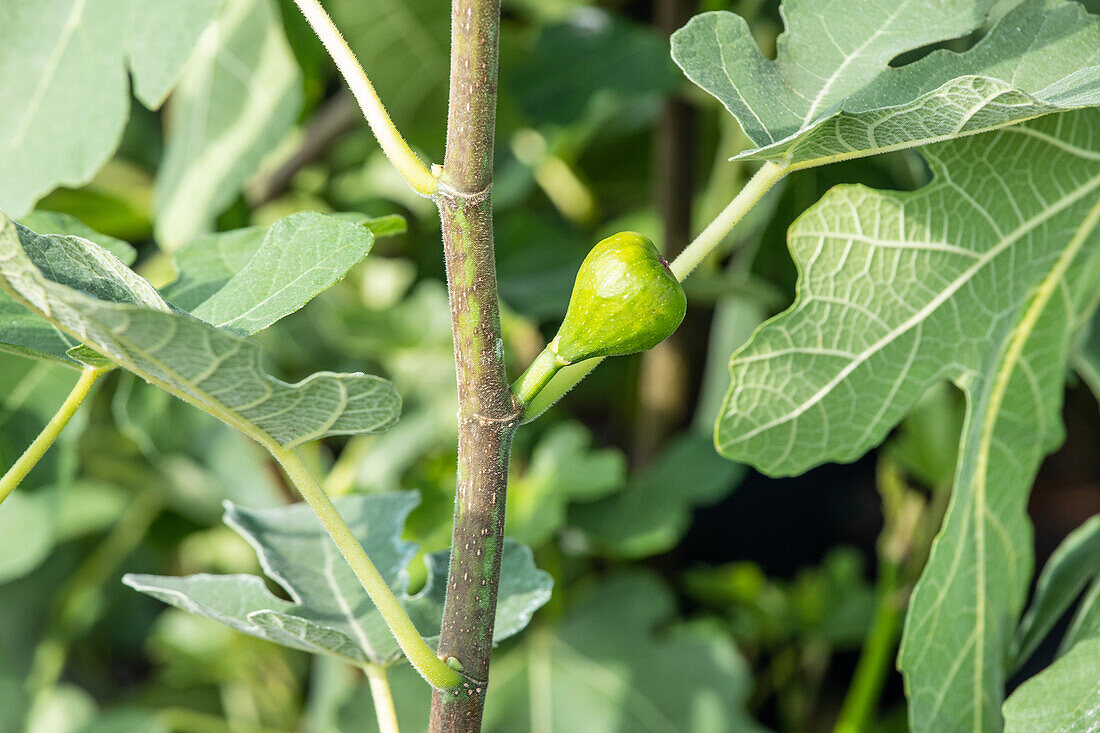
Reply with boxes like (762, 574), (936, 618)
(264, 442), (465, 691)
(0, 365), (107, 506)
(292, 0), (438, 197)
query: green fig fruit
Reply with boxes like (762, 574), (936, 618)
(553, 231), (686, 363)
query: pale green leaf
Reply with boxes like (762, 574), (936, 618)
(18, 212), (134, 263)
(155, 0), (302, 250)
(188, 213), (373, 335)
(672, 0), (1100, 168)
(1002, 637), (1100, 733)
(0, 0), (217, 216)
(163, 213), (399, 334)
(126, 0), (220, 109)
(124, 492), (553, 666)
(0, 213), (133, 365)
(0, 218), (163, 364)
(481, 572), (761, 733)
(715, 110), (1100, 731)
(161, 226), (267, 312)
(1012, 515), (1100, 671)
(0, 214), (400, 448)
(360, 213), (407, 238)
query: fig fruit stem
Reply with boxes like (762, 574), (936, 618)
(513, 340), (565, 407)
(0, 365), (106, 507)
(292, 0), (438, 197)
(516, 161), (789, 418)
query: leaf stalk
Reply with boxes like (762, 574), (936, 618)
(266, 443), (464, 691)
(0, 365), (106, 506)
(292, 0), (438, 196)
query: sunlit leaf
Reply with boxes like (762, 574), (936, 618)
(0, 0), (217, 216)
(673, 0), (1100, 168)
(715, 110), (1100, 731)
(155, 0), (302, 250)
(0, 214), (401, 449)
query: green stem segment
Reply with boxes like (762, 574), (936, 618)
(0, 365), (105, 506)
(514, 161), (789, 418)
(292, 0), (437, 196)
(512, 341), (565, 407)
(266, 444), (463, 691)
(669, 161), (788, 280)
(364, 663), (401, 733)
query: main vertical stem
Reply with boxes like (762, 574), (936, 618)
(431, 0), (515, 730)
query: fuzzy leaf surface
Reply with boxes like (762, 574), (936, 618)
(716, 110), (1100, 731)
(0, 214), (400, 448)
(162, 213), (404, 319)
(124, 493), (553, 666)
(672, 0), (1100, 168)
(184, 213), (373, 336)
(0, 214), (135, 365)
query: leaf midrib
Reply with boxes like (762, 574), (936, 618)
(721, 165), (1100, 455)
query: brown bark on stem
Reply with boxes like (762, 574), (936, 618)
(430, 0), (516, 730)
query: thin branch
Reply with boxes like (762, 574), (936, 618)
(670, 161), (788, 280)
(292, 0), (438, 196)
(430, 0), (514, 729)
(0, 365), (105, 506)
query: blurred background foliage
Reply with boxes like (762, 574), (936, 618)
(1, 0), (1098, 731)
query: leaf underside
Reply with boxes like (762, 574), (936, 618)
(125, 492), (553, 667)
(672, 0), (1100, 167)
(1001, 637), (1100, 733)
(0, 214), (400, 449)
(716, 109), (1100, 731)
